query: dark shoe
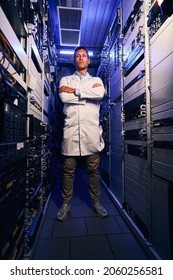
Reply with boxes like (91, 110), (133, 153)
(93, 202), (107, 218)
(57, 204), (70, 221)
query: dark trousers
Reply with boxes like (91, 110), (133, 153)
(61, 154), (101, 204)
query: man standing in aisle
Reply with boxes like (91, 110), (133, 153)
(57, 46), (107, 221)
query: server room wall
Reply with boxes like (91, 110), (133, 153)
(1, 0), (173, 260)
(109, 29), (122, 202)
(122, 1), (148, 232)
(150, 14), (173, 260)
(99, 0), (173, 260)
(0, 1), (53, 260)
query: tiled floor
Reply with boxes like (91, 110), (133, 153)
(31, 165), (149, 260)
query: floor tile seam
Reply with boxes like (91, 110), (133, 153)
(113, 215), (128, 233)
(69, 234), (121, 241)
(84, 217), (89, 235)
(51, 233), (89, 238)
(69, 237), (72, 259)
(84, 214), (120, 219)
(87, 231), (125, 237)
(73, 233), (118, 239)
(106, 232), (151, 259)
(81, 232), (117, 237)
(106, 232), (133, 236)
(37, 236), (71, 240)
(51, 219), (57, 238)
(105, 234), (117, 260)
(51, 232), (115, 238)
(37, 232), (133, 241)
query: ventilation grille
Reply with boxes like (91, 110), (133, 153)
(57, 0), (82, 8)
(57, 1), (83, 46)
(61, 30), (80, 45)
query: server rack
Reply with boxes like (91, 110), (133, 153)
(0, 0), (56, 259)
(122, 0), (150, 239)
(148, 1), (173, 259)
(99, 0), (173, 259)
(98, 3), (122, 197)
(0, 1), (28, 259)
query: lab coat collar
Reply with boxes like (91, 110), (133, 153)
(72, 71), (91, 81)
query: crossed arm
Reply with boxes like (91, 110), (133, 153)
(59, 83), (102, 94)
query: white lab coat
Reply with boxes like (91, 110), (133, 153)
(59, 72), (105, 156)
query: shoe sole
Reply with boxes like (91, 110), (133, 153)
(96, 212), (107, 218)
(56, 211), (70, 222)
(93, 208), (107, 218)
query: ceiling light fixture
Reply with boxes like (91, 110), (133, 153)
(60, 50), (93, 56)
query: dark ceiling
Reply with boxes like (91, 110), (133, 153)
(48, 0), (119, 67)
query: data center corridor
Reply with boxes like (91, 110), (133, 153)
(31, 163), (150, 260)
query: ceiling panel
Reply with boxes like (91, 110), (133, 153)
(80, 0), (118, 49)
(57, 6), (83, 45)
(59, 8), (82, 29)
(61, 30), (80, 45)
(48, 0), (119, 65)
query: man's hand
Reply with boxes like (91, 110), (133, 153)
(59, 86), (75, 94)
(92, 83), (102, 88)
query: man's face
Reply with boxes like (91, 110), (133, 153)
(74, 49), (90, 71)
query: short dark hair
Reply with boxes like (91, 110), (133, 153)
(74, 46), (89, 59)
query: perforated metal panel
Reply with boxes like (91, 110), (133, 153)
(57, 6), (82, 46)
